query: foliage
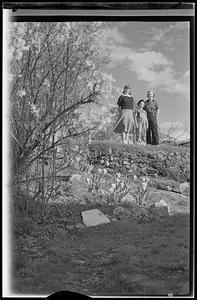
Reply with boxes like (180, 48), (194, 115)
(64, 144), (151, 206)
(8, 22), (110, 177)
(8, 22), (121, 217)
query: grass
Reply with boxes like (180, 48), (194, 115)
(12, 212), (190, 297)
(11, 141), (191, 296)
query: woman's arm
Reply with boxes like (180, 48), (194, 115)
(117, 96), (122, 114)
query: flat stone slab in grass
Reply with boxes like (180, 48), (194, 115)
(82, 209), (111, 227)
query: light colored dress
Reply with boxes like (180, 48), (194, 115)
(135, 108), (148, 144)
(113, 94), (135, 134)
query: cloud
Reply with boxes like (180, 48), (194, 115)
(97, 23), (190, 103)
(141, 22), (189, 51)
(127, 51), (175, 83)
(164, 70), (190, 100)
(107, 44), (190, 99)
(100, 26), (190, 101)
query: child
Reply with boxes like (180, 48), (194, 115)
(135, 99), (148, 145)
(113, 85), (137, 144)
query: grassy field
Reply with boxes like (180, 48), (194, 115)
(12, 212), (190, 297)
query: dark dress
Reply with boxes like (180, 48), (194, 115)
(144, 99), (159, 145)
(114, 95), (135, 134)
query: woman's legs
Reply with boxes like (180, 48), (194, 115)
(147, 117), (159, 145)
(146, 120), (152, 144)
(122, 131), (130, 144)
(151, 117), (159, 145)
(122, 131), (126, 144)
(125, 132), (130, 144)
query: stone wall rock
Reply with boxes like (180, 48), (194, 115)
(88, 142), (190, 183)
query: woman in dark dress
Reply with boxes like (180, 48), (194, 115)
(114, 85), (137, 144)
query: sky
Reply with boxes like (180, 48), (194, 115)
(100, 21), (190, 140)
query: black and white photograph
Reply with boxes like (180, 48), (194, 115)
(2, 2), (194, 298)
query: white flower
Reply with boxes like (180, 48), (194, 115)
(111, 183), (116, 189)
(86, 178), (92, 185)
(98, 168), (102, 173)
(103, 168), (107, 175)
(30, 104), (39, 118)
(70, 174), (82, 183)
(18, 90), (26, 97)
(86, 59), (92, 67)
(133, 175), (138, 181)
(116, 178), (121, 184)
(120, 181), (125, 188)
(109, 187), (114, 193)
(44, 79), (50, 87)
(141, 176), (150, 190)
(88, 164), (94, 172)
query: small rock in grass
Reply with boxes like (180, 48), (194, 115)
(113, 206), (125, 215)
(111, 218), (117, 222)
(66, 225), (75, 230)
(75, 223), (85, 229)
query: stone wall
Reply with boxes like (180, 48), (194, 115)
(88, 142), (190, 183)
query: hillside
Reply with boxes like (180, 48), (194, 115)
(12, 141), (191, 297)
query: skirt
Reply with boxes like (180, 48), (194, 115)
(114, 109), (135, 133)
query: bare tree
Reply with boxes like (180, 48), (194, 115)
(8, 21), (111, 213)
